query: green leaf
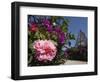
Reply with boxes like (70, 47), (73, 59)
(51, 40), (58, 46)
(28, 55), (33, 64)
(51, 34), (57, 41)
(39, 32), (46, 39)
(51, 16), (57, 22)
(28, 31), (31, 36)
(69, 34), (75, 40)
(34, 31), (40, 39)
(61, 23), (67, 32)
(45, 31), (50, 39)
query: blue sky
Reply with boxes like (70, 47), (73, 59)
(65, 16), (88, 47)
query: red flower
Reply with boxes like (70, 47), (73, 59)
(29, 23), (38, 32)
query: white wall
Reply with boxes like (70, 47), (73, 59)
(0, 0), (99, 82)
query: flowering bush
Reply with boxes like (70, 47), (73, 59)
(28, 15), (75, 66)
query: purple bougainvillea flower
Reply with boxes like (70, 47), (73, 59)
(64, 52), (68, 58)
(47, 25), (53, 32)
(54, 27), (62, 33)
(42, 19), (50, 25)
(42, 20), (66, 44)
(60, 32), (65, 44)
(54, 27), (66, 44)
(58, 33), (65, 44)
(59, 36), (65, 44)
(42, 19), (50, 28)
(42, 19), (53, 32)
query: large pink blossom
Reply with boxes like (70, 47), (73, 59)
(33, 40), (57, 62)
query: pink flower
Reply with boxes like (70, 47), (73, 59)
(33, 40), (57, 62)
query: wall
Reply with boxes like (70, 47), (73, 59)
(0, 0), (99, 82)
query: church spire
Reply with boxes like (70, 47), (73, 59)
(75, 30), (87, 47)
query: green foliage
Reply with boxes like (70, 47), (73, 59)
(51, 16), (69, 29)
(51, 16), (57, 22)
(61, 23), (67, 32)
(69, 33), (75, 40)
(51, 34), (57, 42)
